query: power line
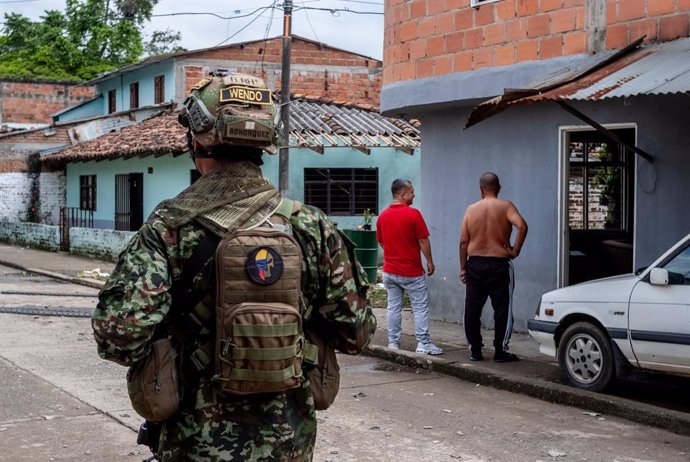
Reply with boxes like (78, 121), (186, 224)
(152, 7), (277, 21)
(214, 6), (275, 47)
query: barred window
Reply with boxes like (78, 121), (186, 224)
(304, 168), (378, 215)
(80, 175), (97, 211)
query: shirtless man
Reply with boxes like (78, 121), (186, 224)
(459, 172), (528, 362)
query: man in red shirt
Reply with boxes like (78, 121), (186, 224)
(376, 179), (442, 355)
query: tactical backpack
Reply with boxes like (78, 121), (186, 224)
(213, 221), (305, 394)
(172, 198), (339, 407)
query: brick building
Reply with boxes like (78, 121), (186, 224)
(381, 1), (690, 330)
(0, 79), (94, 126)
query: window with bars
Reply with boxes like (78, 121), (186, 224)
(80, 175), (97, 211)
(108, 89), (117, 114)
(304, 168), (378, 215)
(154, 75), (165, 103)
(567, 131), (633, 231)
(130, 82), (139, 109)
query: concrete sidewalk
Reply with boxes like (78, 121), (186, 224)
(2, 241), (690, 436)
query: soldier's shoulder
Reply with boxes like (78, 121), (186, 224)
(290, 204), (337, 238)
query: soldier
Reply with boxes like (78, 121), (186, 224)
(92, 73), (376, 461)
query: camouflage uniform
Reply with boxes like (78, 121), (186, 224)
(93, 161), (376, 461)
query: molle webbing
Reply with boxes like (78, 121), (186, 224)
(214, 227), (305, 394)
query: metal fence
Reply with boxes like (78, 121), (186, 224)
(59, 207), (94, 251)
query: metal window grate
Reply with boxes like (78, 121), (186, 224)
(79, 175), (97, 211)
(304, 168), (378, 216)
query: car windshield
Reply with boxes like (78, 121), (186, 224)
(662, 243), (690, 285)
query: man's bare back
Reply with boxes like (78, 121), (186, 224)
(459, 176), (528, 284)
(463, 198), (517, 258)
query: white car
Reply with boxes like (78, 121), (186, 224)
(528, 233), (690, 392)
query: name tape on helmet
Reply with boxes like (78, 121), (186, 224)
(225, 120), (273, 142)
(222, 75), (266, 87)
(220, 86), (272, 106)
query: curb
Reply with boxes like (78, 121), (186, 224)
(0, 259), (106, 290)
(364, 344), (690, 437)
(5, 257), (690, 437)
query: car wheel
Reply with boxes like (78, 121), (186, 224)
(558, 321), (615, 392)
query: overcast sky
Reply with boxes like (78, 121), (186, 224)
(1, 0), (384, 60)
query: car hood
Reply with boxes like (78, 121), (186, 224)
(542, 273), (640, 303)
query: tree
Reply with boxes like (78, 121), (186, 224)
(144, 29), (187, 57)
(0, 0), (183, 81)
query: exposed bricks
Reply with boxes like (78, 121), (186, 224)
(383, 0), (690, 84)
(659, 14), (690, 40)
(181, 37), (382, 106)
(1, 80), (95, 125)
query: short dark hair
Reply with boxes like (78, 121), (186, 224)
(391, 178), (412, 197)
(479, 172), (500, 191)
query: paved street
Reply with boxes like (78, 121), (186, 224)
(1, 262), (690, 460)
(2, 311), (690, 462)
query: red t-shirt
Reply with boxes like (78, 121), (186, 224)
(376, 203), (430, 277)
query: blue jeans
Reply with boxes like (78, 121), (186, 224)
(383, 272), (430, 345)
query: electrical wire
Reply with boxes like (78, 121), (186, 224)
(214, 5), (275, 47)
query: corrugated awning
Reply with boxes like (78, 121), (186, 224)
(466, 37), (690, 130)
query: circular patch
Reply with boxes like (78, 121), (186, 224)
(246, 246), (284, 285)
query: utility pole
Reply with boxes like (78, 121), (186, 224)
(279, 0), (293, 197)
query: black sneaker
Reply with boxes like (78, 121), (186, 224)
(493, 352), (519, 363)
(470, 350), (483, 361)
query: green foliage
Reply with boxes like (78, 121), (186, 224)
(0, 0), (182, 82)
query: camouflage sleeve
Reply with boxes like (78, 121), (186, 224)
(92, 221), (173, 366)
(292, 205), (376, 355)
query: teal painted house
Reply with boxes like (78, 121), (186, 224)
(43, 99), (421, 233)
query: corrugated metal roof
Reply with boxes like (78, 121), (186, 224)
(466, 37), (690, 128)
(567, 38), (690, 100)
(42, 98), (420, 165)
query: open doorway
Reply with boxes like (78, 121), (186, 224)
(115, 173), (144, 231)
(561, 127), (635, 286)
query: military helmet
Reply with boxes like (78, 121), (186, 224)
(178, 73), (281, 155)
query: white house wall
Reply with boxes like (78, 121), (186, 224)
(0, 172), (32, 222)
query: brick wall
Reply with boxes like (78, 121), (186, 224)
(383, 0), (690, 84)
(0, 221), (60, 251)
(1, 80), (95, 125)
(39, 171), (66, 226)
(0, 173), (32, 221)
(182, 37), (382, 106)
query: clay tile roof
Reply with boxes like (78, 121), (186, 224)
(43, 98), (421, 165)
(43, 111), (187, 164)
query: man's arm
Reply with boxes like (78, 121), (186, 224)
(419, 238), (434, 276)
(459, 213), (470, 284)
(506, 202), (528, 259)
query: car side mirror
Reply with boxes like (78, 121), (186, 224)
(649, 268), (669, 286)
(635, 266), (647, 275)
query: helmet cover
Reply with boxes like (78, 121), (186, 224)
(179, 73), (281, 155)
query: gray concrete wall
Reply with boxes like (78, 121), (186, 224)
(69, 227), (135, 261)
(0, 221), (60, 251)
(417, 94), (690, 332)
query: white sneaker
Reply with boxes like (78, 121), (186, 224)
(415, 342), (443, 355)
(387, 343), (400, 349)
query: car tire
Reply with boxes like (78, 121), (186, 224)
(558, 321), (615, 392)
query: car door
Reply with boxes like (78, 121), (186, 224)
(628, 242), (690, 372)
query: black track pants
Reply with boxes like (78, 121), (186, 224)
(463, 256), (514, 352)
